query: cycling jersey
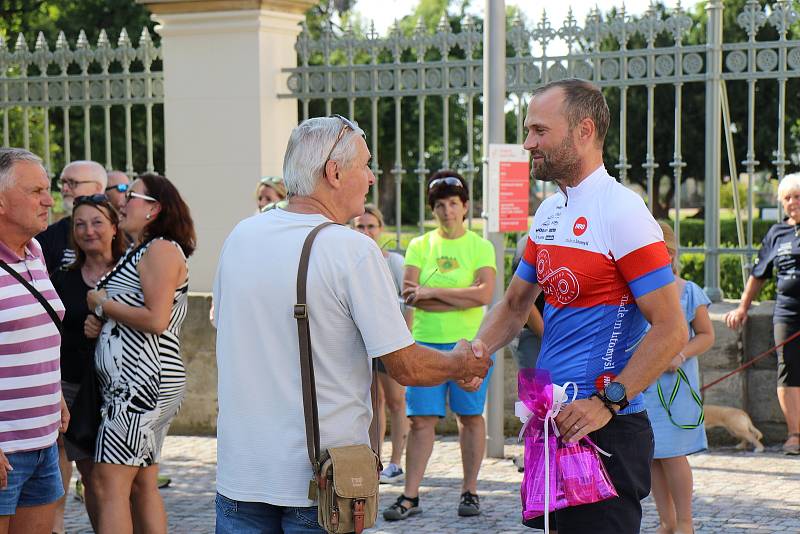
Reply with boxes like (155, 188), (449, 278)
(515, 166), (673, 414)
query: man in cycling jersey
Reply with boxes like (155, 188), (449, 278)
(474, 79), (688, 533)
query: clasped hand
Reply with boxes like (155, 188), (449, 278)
(449, 338), (492, 392)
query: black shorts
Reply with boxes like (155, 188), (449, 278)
(775, 323), (800, 387)
(524, 411), (654, 534)
(373, 357), (387, 374)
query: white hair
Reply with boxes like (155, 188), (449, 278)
(778, 173), (800, 200)
(0, 148), (44, 193)
(61, 160), (108, 190)
(283, 117), (365, 197)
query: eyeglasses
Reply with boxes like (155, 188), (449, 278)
(428, 176), (464, 190)
(125, 191), (158, 203)
(259, 176), (283, 186)
(58, 177), (96, 190)
(322, 114), (362, 172)
(105, 183), (130, 193)
(74, 194), (112, 208)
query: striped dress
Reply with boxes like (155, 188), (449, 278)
(0, 239), (64, 453)
(94, 238), (188, 466)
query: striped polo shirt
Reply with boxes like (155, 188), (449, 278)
(0, 238), (64, 453)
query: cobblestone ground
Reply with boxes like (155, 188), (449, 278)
(64, 436), (799, 533)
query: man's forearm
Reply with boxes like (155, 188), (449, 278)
(475, 298), (528, 354)
(616, 319), (688, 398)
(382, 344), (462, 386)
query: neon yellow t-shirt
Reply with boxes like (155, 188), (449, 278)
(404, 229), (496, 343)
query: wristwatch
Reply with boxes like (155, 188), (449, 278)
(94, 296), (110, 319)
(601, 381), (629, 411)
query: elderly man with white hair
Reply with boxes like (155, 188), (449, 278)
(0, 148), (70, 533)
(212, 116), (493, 533)
(36, 160), (107, 273)
(726, 172), (800, 455)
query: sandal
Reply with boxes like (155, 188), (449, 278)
(383, 494), (421, 521)
(783, 433), (800, 455)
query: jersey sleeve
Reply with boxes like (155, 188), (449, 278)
(751, 226), (777, 280)
(514, 236), (538, 284)
(609, 196), (673, 299)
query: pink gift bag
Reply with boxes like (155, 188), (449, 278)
(517, 369), (617, 528)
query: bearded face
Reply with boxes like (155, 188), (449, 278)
(530, 129), (582, 184)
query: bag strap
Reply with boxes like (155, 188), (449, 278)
(0, 259), (63, 335)
(296, 222), (337, 473)
(656, 367), (705, 430)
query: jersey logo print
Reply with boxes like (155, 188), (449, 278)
(537, 249), (580, 305)
(437, 256), (460, 273)
(573, 217), (588, 236)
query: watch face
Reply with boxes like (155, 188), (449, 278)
(605, 382), (626, 403)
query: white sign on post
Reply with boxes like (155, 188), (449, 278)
(487, 143), (531, 233)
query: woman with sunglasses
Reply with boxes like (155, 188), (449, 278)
(384, 170), (496, 521)
(50, 194), (127, 533)
(84, 174), (196, 534)
(352, 204), (412, 484)
(256, 175), (287, 212)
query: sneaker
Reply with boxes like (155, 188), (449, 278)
(74, 478), (85, 502)
(379, 463), (405, 484)
(383, 494), (421, 521)
(458, 491), (480, 517)
(158, 475), (172, 489)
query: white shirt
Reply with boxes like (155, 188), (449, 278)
(213, 209), (414, 506)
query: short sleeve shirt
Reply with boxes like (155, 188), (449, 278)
(751, 222), (800, 323)
(514, 166), (673, 414)
(213, 209), (414, 507)
(404, 229), (496, 343)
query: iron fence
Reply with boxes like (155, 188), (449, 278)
(282, 0), (800, 299)
(0, 27), (163, 178)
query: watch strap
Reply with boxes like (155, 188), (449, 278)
(590, 392), (617, 418)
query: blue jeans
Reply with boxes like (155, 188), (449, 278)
(0, 443), (63, 515)
(215, 493), (324, 534)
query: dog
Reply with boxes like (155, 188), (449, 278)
(703, 404), (764, 452)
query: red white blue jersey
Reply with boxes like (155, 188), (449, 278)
(515, 166), (673, 414)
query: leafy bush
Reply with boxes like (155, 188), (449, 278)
(680, 253), (777, 301)
(667, 218), (774, 247)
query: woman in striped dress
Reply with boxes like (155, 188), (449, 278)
(84, 174), (196, 534)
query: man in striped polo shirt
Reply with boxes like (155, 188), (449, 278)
(0, 148), (70, 533)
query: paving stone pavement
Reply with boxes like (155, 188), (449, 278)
(63, 436), (799, 533)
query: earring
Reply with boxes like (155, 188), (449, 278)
(146, 213), (151, 220)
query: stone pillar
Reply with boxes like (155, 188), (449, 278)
(138, 0), (315, 290)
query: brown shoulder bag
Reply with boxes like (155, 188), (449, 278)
(295, 222), (381, 534)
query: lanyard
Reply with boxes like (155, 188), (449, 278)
(656, 367), (705, 430)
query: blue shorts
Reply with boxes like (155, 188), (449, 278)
(0, 443), (63, 515)
(215, 493), (323, 533)
(406, 341), (495, 417)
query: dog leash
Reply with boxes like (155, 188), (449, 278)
(700, 327), (800, 393)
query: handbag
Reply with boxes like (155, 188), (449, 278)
(295, 222), (381, 534)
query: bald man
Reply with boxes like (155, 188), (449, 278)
(104, 170), (129, 211)
(36, 160), (107, 273)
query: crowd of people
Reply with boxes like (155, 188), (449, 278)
(0, 148), (195, 534)
(0, 77), (798, 534)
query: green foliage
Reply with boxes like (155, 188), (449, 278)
(720, 179), (749, 210)
(665, 218), (773, 247)
(680, 253), (777, 301)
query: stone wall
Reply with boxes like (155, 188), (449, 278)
(172, 294), (788, 443)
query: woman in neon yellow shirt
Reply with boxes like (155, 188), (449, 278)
(383, 170), (496, 521)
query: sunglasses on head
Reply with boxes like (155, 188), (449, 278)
(428, 176), (464, 190)
(105, 183), (130, 193)
(74, 194), (112, 208)
(323, 114), (363, 167)
(260, 176), (283, 186)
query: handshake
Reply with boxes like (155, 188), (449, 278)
(449, 338), (493, 392)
